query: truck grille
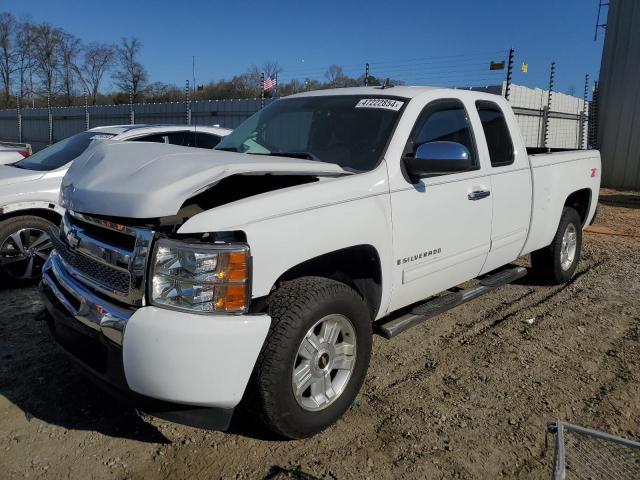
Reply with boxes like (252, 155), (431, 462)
(52, 211), (154, 306)
(50, 233), (130, 293)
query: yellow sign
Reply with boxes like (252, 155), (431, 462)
(521, 62), (529, 73)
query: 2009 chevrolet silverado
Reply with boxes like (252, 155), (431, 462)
(40, 86), (601, 439)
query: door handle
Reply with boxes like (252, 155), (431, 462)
(468, 189), (491, 201)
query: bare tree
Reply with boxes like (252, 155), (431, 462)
(31, 22), (64, 99)
(262, 60), (282, 79)
(325, 64), (345, 86)
(0, 12), (18, 107)
(16, 19), (35, 104)
(58, 31), (81, 105)
(78, 43), (114, 104)
(112, 37), (147, 101)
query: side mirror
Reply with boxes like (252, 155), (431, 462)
(403, 141), (472, 179)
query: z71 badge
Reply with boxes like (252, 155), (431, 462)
(397, 248), (442, 266)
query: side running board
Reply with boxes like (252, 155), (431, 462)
(377, 266), (528, 339)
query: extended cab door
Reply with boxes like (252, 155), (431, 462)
(472, 100), (533, 274)
(387, 98), (492, 312)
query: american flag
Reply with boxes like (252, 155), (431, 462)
(263, 76), (276, 92)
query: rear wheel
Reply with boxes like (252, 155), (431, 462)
(249, 277), (372, 439)
(0, 216), (56, 285)
(530, 207), (582, 284)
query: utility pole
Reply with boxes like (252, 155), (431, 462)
(505, 48), (514, 101)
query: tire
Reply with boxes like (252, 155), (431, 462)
(249, 277), (372, 439)
(0, 215), (57, 286)
(530, 207), (582, 285)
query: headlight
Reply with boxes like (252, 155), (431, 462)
(150, 238), (250, 313)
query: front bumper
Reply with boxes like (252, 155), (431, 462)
(40, 253), (271, 428)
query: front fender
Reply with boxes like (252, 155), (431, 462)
(179, 168), (394, 319)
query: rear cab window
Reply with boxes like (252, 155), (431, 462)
(475, 101), (515, 167)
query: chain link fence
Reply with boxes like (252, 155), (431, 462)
(0, 83), (591, 153)
(548, 421), (640, 479)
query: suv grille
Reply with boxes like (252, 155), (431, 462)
(51, 233), (130, 293)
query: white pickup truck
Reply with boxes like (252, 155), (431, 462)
(40, 87), (600, 439)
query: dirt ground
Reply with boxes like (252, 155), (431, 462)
(0, 188), (638, 479)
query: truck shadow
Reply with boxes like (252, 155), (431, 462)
(0, 285), (170, 444)
(598, 192), (640, 209)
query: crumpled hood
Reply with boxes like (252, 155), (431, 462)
(61, 141), (348, 219)
(0, 165), (46, 186)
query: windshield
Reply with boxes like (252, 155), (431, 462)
(215, 95), (405, 172)
(13, 131), (115, 171)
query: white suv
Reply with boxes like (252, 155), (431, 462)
(0, 124), (231, 284)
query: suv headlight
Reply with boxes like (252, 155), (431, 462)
(150, 238), (250, 313)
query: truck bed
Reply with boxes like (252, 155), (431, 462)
(522, 149), (601, 256)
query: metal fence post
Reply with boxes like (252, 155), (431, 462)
(260, 73), (265, 109)
(84, 89), (90, 130)
(364, 63), (370, 87)
(185, 80), (191, 125)
(16, 94), (22, 143)
(129, 87), (135, 125)
(543, 61), (555, 151)
(579, 74), (589, 149)
(505, 48), (514, 101)
(47, 92), (53, 145)
(588, 81), (599, 149)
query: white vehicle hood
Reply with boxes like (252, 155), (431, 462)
(61, 141), (348, 219)
(0, 165), (46, 186)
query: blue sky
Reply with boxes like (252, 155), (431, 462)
(4, 0), (605, 95)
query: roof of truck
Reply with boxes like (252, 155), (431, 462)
(287, 85), (502, 100)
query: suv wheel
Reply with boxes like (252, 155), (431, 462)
(249, 277), (372, 439)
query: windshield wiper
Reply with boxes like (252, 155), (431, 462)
(215, 146), (240, 152)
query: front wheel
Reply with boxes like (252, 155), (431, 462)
(249, 277), (372, 439)
(530, 207), (582, 284)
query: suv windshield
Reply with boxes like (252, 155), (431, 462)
(13, 131), (115, 171)
(215, 95), (405, 172)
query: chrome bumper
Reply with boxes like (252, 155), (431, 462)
(41, 251), (135, 346)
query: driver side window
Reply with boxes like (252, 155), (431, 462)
(407, 99), (478, 171)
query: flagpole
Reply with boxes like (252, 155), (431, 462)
(275, 72), (278, 98)
(261, 72), (265, 109)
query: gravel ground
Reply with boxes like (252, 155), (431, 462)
(0, 188), (638, 479)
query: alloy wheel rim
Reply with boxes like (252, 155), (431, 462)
(560, 223), (578, 271)
(292, 313), (357, 412)
(0, 228), (53, 280)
